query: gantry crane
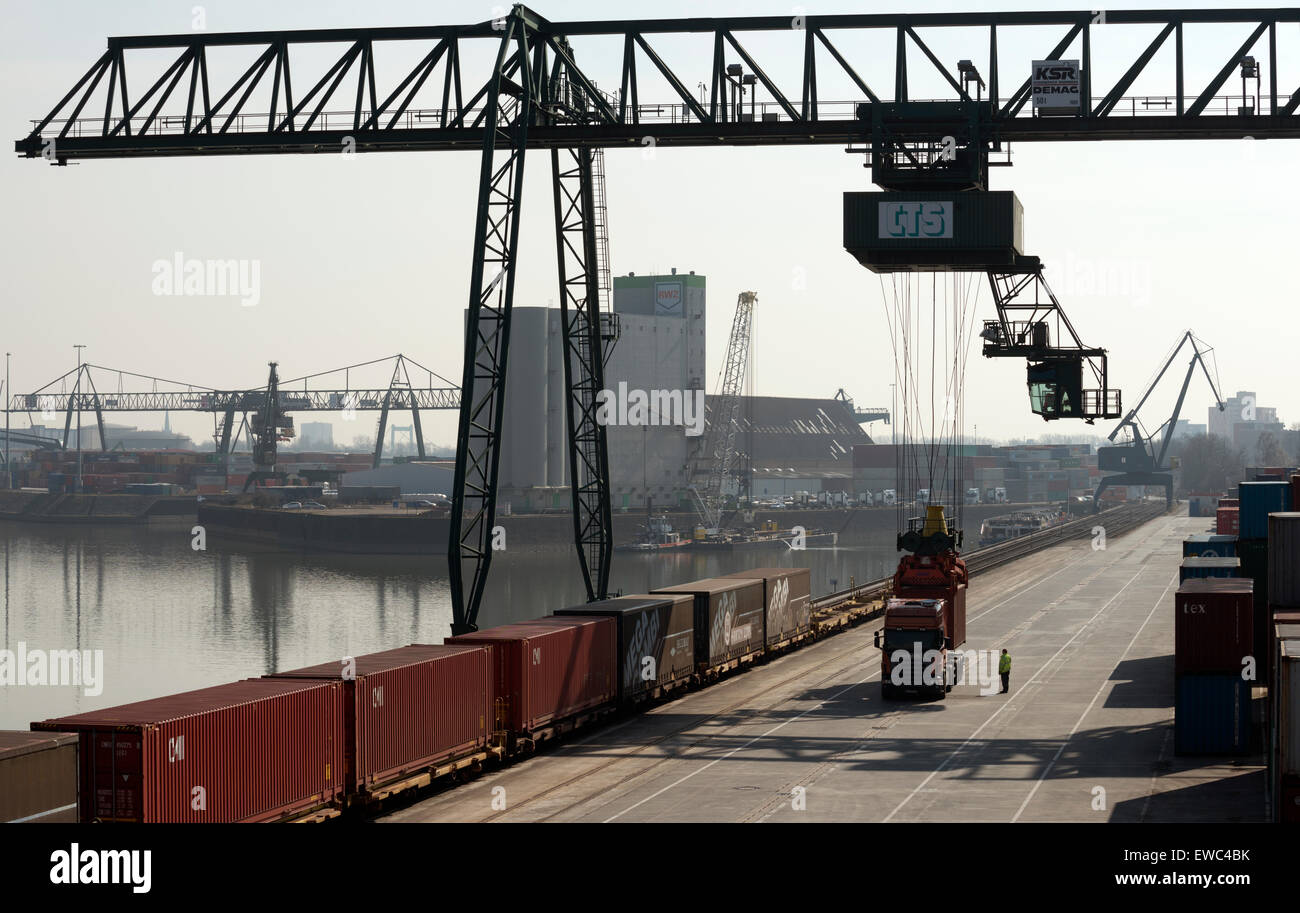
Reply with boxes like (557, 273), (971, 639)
(15, 6), (1300, 633)
(1095, 331), (1224, 508)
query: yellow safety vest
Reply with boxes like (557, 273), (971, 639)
(999, 653), (1011, 674)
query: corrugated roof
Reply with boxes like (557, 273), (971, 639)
(703, 395), (871, 465)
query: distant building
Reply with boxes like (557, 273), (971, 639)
(64, 422), (194, 451)
(1172, 419), (1207, 440)
(1209, 391), (1284, 457)
(299, 421), (334, 450)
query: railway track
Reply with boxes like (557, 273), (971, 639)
(811, 500), (1171, 614)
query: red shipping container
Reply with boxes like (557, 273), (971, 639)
(1216, 507), (1239, 535)
(1175, 578), (1254, 675)
(1219, 498), (1239, 508)
(265, 644), (491, 794)
(31, 679), (344, 823)
(446, 616), (616, 737)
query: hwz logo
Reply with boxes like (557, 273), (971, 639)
(879, 201), (952, 239)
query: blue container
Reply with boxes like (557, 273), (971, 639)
(1238, 481), (1291, 540)
(1182, 534), (1237, 558)
(1178, 556), (1241, 582)
(1175, 673), (1251, 755)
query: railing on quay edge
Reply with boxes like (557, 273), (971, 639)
(810, 499), (1171, 613)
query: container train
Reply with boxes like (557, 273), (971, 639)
(22, 567), (814, 823)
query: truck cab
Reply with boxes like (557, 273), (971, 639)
(915, 488), (930, 506)
(875, 598), (964, 700)
(965, 487), (981, 505)
(880, 489), (897, 506)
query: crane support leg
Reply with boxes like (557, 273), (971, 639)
(448, 14), (534, 635)
(552, 145), (612, 602)
(61, 400), (74, 450)
(373, 394), (390, 470)
(217, 408), (235, 456)
(94, 400), (107, 451)
(411, 403), (426, 460)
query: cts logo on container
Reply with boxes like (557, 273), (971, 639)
(879, 201), (952, 239)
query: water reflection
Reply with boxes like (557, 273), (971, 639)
(0, 519), (928, 729)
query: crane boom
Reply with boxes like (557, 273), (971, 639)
(693, 291), (756, 529)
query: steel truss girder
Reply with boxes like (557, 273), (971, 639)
(10, 386), (458, 414)
(18, 7), (1300, 161)
(552, 145), (612, 603)
(448, 14), (536, 636)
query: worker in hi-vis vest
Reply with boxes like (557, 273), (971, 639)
(999, 649), (1011, 694)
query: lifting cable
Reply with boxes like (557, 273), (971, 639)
(878, 269), (982, 538)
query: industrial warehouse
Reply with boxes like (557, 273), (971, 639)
(1, 1), (1297, 896)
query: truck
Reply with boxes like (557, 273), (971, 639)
(879, 489), (897, 506)
(857, 491), (875, 507)
(877, 505), (969, 701)
(875, 598), (966, 699)
(985, 486), (1008, 504)
(915, 488), (930, 506)
(965, 487), (981, 505)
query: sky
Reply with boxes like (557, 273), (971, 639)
(1, 0), (1297, 451)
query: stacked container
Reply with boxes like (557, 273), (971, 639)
(265, 645), (493, 796)
(1174, 578), (1254, 755)
(1181, 533), (1237, 558)
(1216, 506), (1240, 535)
(722, 567), (813, 648)
(0, 731), (78, 823)
(31, 679), (345, 822)
(1237, 482), (1290, 681)
(446, 615), (617, 742)
(650, 577), (767, 672)
(1274, 636), (1300, 822)
(554, 595), (695, 703)
(1239, 481), (1291, 540)
(1178, 556), (1240, 582)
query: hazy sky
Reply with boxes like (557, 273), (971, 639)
(2, 0), (1296, 451)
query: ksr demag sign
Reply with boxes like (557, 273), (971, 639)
(878, 201), (953, 239)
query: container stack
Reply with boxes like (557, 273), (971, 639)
(1178, 556), (1240, 582)
(1268, 512), (1300, 822)
(1216, 505), (1240, 535)
(1174, 578), (1254, 755)
(1182, 533), (1237, 558)
(1238, 481), (1292, 677)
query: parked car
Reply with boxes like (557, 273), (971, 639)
(302, 501), (328, 510)
(281, 501), (303, 510)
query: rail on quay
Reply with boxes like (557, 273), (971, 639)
(807, 500), (1172, 630)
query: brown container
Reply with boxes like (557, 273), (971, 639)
(1216, 507), (1239, 536)
(266, 644), (491, 794)
(0, 731), (79, 823)
(1268, 513), (1300, 608)
(650, 577), (766, 669)
(1175, 579), (1254, 676)
(722, 567), (812, 647)
(446, 615), (617, 737)
(555, 595), (695, 703)
(1271, 610), (1300, 691)
(32, 678), (344, 823)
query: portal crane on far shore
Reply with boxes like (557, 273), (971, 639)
(1095, 330), (1224, 508)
